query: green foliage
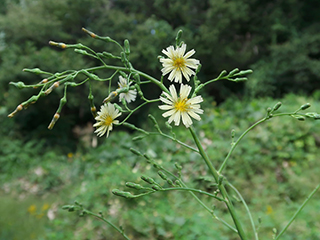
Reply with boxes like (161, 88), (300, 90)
(2, 93), (320, 239)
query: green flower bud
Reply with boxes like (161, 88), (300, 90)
(229, 68), (239, 75)
(124, 39), (130, 55)
(175, 29), (183, 46)
(152, 185), (161, 191)
(272, 102), (282, 111)
(112, 189), (134, 199)
(10, 81), (26, 89)
(126, 182), (144, 190)
(166, 179), (174, 186)
(174, 162), (182, 170)
(158, 171), (168, 180)
(300, 103), (311, 110)
(295, 116), (305, 121)
(141, 175), (155, 184)
(130, 148), (143, 156)
(132, 135), (146, 141)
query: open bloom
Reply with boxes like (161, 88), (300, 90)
(159, 84), (203, 128)
(93, 103), (121, 137)
(118, 76), (137, 103)
(160, 44), (200, 83)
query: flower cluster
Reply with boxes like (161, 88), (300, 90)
(93, 43), (203, 137)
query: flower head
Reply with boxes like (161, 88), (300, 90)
(93, 103), (121, 137)
(159, 84), (203, 128)
(160, 44), (200, 83)
(118, 76), (137, 103)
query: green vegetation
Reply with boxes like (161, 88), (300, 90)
(1, 0), (320, 239)
(1, 94), (320, 239)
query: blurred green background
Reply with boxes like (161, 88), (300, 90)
(1, 0), (320, 239)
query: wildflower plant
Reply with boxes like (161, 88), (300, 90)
(8, 28), (320, 240)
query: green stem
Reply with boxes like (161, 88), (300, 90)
(189, 126), (248, 240)
(275, 182), (320, 240)
(85, 65), (169, 94)
(219, 117), (267, 173)
(228, 182), (259, 240)
(159, 166), (237, 233)
(85, 210), (131, 240)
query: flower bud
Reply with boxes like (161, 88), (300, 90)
(158, 171), (168, 180)
(124, 39), (130, 55)
(48, 113), (60, 130)
(174, 162), (182, 170)
(141, 175), (155, 184)
(112, 189), (134, 199)
(130, 148), (143, 156)
(272, 102), (282, 111)
(152, 185), (161, 191)
(295, 116), (305, 121)
(103, 91), (118, 103)
(300, 103), (311, 110)
(125, 182), (144, 190)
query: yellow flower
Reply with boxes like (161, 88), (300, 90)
(27, 204), (37, 215)
(160, 44), (200, 83)
(266, 205), (273, 215)
(93, 103), (121, 137)
(41, 203), (50, 211)
(159, 84), (203, 128)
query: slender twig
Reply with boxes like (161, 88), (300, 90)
(228, 182), (259, 240)
(84, 210), (131, 240)
(275, 183), (320, 240)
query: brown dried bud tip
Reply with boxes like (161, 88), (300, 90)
(41, 79), (48, 84)
(103, 91), (118, 103)
(49, 41), (66, 49)
(82, 27), (96, 38)
(91, 106), (97, 117)
(53, 82), (60, 88)
(48, 113), (60, 130)
(7, 104), (23, 118)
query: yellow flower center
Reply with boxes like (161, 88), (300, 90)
(173, 57), (185, 69)
(104, 115), (114, 126)
(175, 98), (188, 112)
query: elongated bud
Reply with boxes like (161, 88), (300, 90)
(101, 52), (119, 59)
(48, 113), (60, 129)
(152, 185), (161, 191)
(158, 171), (168, 180)
(174, 162), (182, 170)
(141, 175), (155, 184)
(45, 81), (60, 95)
(81, 27), (96, 38)
(272, 102), (282, 112)
(295, 116), (305, 121)
(112, 189), (134, 199)
(130, 148), (143, 156)
(124, 39), (130, 55)
(132, 135), (146, 141)
(166, 179), (174, 186)
(233, 77), (247, 82)
(8, 104), (23, 118)
(300, 103), (311, 110)
(236, 69), (253, 76)
(103, 91), (118, 103)
(91, 106), (97, 117)
(49, 41), (67, 49)
(9, 81), (26, 89)
(229, 68), (239, 75)
(175, 29), (183, 46)
(125, 182), (144, 190)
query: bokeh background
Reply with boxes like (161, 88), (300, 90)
(1, 0), (320, 239)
